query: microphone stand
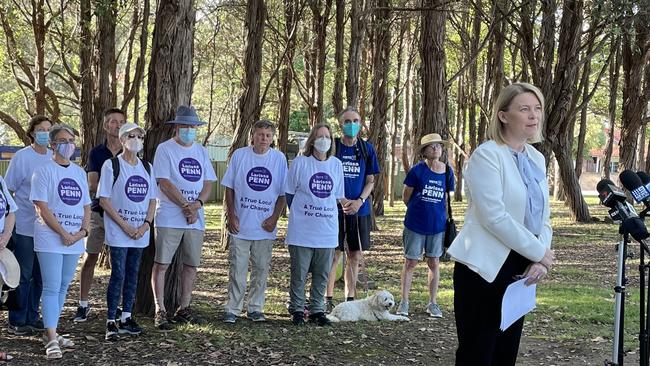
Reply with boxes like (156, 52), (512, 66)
(608, 208), (650, 366)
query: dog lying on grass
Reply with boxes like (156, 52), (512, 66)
(326, 290), (410, 322)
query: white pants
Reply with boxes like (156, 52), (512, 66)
(224, 237), (274, 315)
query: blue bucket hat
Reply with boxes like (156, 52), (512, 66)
(166, 105), (206, 126)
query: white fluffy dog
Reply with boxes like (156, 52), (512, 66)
(326, 290), (410, 322)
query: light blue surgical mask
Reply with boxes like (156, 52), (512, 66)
(178, 127), (196, 145)
(56, 142), (76, 160)
(342, 122), (361, 138)
(35, 131), (49, 146)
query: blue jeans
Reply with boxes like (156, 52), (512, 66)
(7, 233), (43, 326)
(37, 252), (80, 329)
(106, 246), (144, 320)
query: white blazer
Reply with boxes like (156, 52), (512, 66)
(447, 140), (552, 283)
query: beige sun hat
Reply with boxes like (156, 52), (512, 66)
(418, 133), (449, 151)
(0, 249), (20, 289)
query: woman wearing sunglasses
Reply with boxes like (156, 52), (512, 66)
(96, 123), (156, 341)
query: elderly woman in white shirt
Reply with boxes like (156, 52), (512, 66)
(447, 83), (555, 366)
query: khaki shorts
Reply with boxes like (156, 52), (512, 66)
(86, 211), (105, 254)
(154, 227), (204, 267)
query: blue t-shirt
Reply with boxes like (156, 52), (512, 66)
(335, 139), (380, 217)
(86, 141), (122, 211)
(403, 161), (455, 235)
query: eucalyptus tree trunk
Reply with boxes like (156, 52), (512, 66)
(135, 0), (196, 315)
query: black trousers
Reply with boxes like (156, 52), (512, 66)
(453, 251), (532, 366)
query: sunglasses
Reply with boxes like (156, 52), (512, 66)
(344, 119), (360, 124)
(127, 134), (145, 140)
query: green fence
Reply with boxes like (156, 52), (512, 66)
(0, 160), (405, 203)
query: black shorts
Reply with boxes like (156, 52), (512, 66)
(338, 210), (371, 252)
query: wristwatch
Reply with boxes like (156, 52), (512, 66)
(359, 196), (366, 204)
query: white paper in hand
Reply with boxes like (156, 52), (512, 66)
(500, 277), (537, 331)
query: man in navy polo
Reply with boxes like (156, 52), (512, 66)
(325, 106), (380, 311)
(74, 108), (125, 322)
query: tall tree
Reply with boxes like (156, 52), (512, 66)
(603, 36), (621, 179)
(93, 0), (118, 146)
(388, 18), (407, 208)
(368, 0), (391, 217)
(416, 0), (447, 145)
(277, 0), (301, 153)
(220, 0), (267, 249)
(345, 0), (367, 107)
(331, 0), (345, 115)
(618, 3), (650, 171)
(79, 0), (94, 163)
(135, 0), (196, 315)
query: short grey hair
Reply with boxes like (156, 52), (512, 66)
(338, 106), (360, 123)
(49, 123), (76, 142)
(252, 119), (276, 134)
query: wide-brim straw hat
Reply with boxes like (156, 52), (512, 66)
(418, 133), (449, 151)
(0, 249), (20, 289)
(166, 105), (207, 126)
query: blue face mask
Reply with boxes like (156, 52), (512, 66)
(342, 123), (361, 138)
(35, 131), (49, 146)
(178, 127), (196, 145)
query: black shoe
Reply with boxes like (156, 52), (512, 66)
(309, 312), (331, 326)
(155, 310), (172, 331)
(105, 322), (119, 341)
(7, 324), (33, 336)
(73, 305), (91, 322)
(325, 300), (335, 314)
(118, 317), (142, 335)
(173, 306), (206, 325)
(26, 319), (45, 332)
(291, 312), (304, 326)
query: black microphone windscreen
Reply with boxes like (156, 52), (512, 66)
(638, 171), (650, 185)
(622, 217), (650, 241)
(620, 169), (650, 203)
(596, 178), (615, 193)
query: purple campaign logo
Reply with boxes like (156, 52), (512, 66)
(125, 175), (149, 202)
(58, 178), (82, 206)
(246, 167), (272, 191)
(309, 172), (333, 198)
(178, 158), (202, 182)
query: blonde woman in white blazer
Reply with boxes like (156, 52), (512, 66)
(447, 83), (555, 366)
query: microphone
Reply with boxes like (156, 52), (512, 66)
(596, 178), (649, 241)
(619, 169), (650, 207)
(638, 171), (650, 191)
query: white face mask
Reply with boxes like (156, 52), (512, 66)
(124, 138), (144, 153)
(314, 137), (331, 153)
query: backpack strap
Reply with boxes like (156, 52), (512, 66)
(445, 164), (453, 219)
(111, 157), (120, 187)
(0, 180), (8, 217)
(139, 157), (151, 177)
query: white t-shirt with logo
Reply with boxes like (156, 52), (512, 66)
(153, 139), (217, 230)
(4, 146), (53, 236)
(31, 161), (91, 254)
(285, 155), (344, 248)
(97, 156), (157, 248)
(0, 176), (18, 234)
(221, 146), (288, 241)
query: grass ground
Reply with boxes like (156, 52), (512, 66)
(1, 197), (645, 365)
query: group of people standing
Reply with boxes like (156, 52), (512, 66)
(1, 82), (554, 366)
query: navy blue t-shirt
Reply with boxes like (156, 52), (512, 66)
(86, 141), (121, 211)
(335, 139), (380, 217)
(403, 161), (455, 235)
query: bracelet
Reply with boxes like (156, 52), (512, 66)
(144, 219), (152, 227)
(197, 198), (204, 207)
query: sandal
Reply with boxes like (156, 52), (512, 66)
(0, 351), (13, 361)
(42, 334), (75, 348)
(44, 340), (62, 360)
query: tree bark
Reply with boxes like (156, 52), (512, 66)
(603, 36), (621, 179)
(331, 0), (345, 115)
(220, 0), (267, 250)
(368, 0), (390, 217)
(345, 0), (366, 107)
(278, 0), (300, 154)
(388, 18), (407, 208)
(79, 0), (94, 165)
(467, 1), (481, 152)
(94, 0), (117, 146)
(417, 0), (447, 143)
(400, 20), (415, 174)
(135, 0), (196, 316)
(618, 4), (650, 172)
